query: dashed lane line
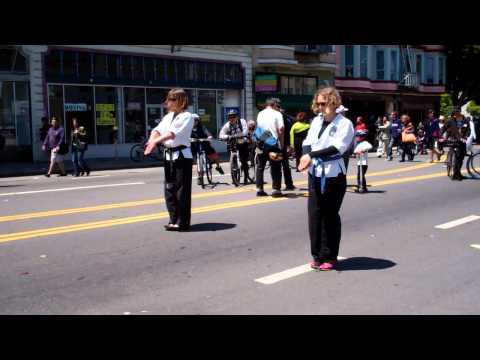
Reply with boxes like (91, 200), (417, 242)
(254, 257), (347, 285)
(471, 244), (480, 250)
(0, 182), (145, 197)
(434, 215), (480, 230)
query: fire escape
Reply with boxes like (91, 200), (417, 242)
(399, 45), (418, 88)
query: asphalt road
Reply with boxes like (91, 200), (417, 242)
(0, 153), (479, 314)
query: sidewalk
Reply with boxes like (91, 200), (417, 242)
(0, 153), (232, 178)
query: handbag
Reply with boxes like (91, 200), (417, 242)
(402, 132), (416, 143)
(58, 142), (69, 155)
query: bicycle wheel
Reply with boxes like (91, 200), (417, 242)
(231, 154), (241, 187)
(467, 152), (480, 178)
(197, 154), (205, 188)
(130, 144), (145, 162)
(205, 154), (213, 184)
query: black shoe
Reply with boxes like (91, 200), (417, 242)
(216, 166), (224, 175)
(271, 190), (283, 198)
(256, 191), (268, 197)
(164, 224), (180, 231)
(44, 174), (50, 178)
(399, 160), (405, 162)
(86, 170), (90, 176)
(284, 185), (296, 191)
(80, 172), (85, 176)
(57, 173), (67, 177)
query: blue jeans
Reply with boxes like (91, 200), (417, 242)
(72, 148), (89, 175)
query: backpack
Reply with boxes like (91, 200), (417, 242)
(253, 126), (280, 152)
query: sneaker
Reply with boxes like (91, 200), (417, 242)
(256, 190), (268, 197)
(318, 261), (337, 271)
(283, 185), (296, 191)
(310, 260), (322, 270)
(271, 190), (283, 198)
(44, 173), (51, 178)
(216, 166), (224, 175)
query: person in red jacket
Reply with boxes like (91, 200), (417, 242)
(354, 117), (369, 193)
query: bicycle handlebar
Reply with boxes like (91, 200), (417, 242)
(190, 138), (212, 143)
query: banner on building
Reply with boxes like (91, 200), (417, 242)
(255, 74), (278, 92)
(65, 103), (88, 112)
(96, 103), (116, 126)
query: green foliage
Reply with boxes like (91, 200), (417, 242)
(466, 101), (480, 117)
(440, 93), (454, 116)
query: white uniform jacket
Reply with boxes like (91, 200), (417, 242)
(153, 111), (194, 161)
(303, 113), (354, 178)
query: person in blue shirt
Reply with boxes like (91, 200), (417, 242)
(386, 111), (402, 161)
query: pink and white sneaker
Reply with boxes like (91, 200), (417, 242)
(318, 261), (337, 271)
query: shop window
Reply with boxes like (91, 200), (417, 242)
(132, 56), (144, 80)
(46, 49), (62, 77)
(124, 87), (146, 143)
(78, 52), (92, 80)
(94, 54), (107, 78)
(294, 77), (303, 95)
(146, 88), (168, 131)
(107, 55), (118, 79)
(426, 56), (434, 84)
(15, 82), (31, 146)
(345, 45), (354, 78)
(197, 90), (217, 135)
(439, 57), (445, 85)
(205, 62), (215, 83)
(215, 63), (225, 85)
(280, 76), (289, 95)
(304, 77), (317, 95)
(144, 57), (156, 81)
(196, 62), (206, 83)
(48, 85), (64, 127)
(64, 85), (95, 144)
(176, 60), (186, 83)
(95, 86), (119, 144)
(166, 59), (175, 82)
(0, 81), (16, 146)
(232, 65), (242, 84)
(186, 61), (196, 82)
(120, 55), (132, 80)
(416, 54), (423, 83)
(376, 50), (385, 80)
(13, 50), (28, 73)
(360, 45), (368, 78)
(156, 59), (166, 81)
(63, 51), (77, 77)
(390, 50), (398, 81)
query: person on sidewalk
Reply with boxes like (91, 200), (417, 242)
(298, 87), (354, 271)
(400, 114), (416, 162)
(386, 111), (402, 161)
(255, 98), (285, 197)
(71, 117), (90, 177)
(354, 116), (370, 193)
(424, 110), (442, 163)
(290, 112), (310, 171)
(42, 117), (67, 177)
(144, 88), (194, 231)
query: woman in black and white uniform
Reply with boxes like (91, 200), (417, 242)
(298, 87), (354, 271)
(144, 88), (194, 231)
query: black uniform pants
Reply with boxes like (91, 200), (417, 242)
(454, 142), (467, 178)
(308, 173), (347, 262)
(281, 147), (294, 188)
(255, 150), (282, 191)
(357, 165), (368, 190)
(164, 156), (193, 228)
(400, 142), (415, 161)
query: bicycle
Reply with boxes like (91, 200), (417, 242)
(223, 135), (255, 187)
(466, 148), (480, 178)
(190, 138), (213, 188)
(130, 139), (164, 162)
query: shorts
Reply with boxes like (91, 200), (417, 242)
(424, 137), (435, 150)
(50, 149), (64, 163)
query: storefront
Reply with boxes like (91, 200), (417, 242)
(44, 47), (246, 158)
(0, 46), (32, 162)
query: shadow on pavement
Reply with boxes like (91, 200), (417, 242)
(336, 257), (396, 271)
(283, 193), (308, 199)
(0, 185), (24, 188)
(188, 223), (237, 232)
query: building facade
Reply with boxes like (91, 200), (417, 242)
(335, 45), (447, 125)
(0, 45), (254, 162)
(252, 45), (336, 117)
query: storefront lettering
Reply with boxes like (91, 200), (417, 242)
(65, 103), (88, 112)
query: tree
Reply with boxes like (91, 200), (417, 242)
(440, 93), (454, 117)
(466, 101), (480, 117)
(445, 44), (480, 108)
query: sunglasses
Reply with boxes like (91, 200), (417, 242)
(316, 102), (327, 107)
(167, 97), (177, 102)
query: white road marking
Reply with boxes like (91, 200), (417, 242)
(435, 215), (480, 230)
(0, 182), (145, 197)
(70, 175), (111, 180)
(471, 244), (480, 250)
(255, 257), (347, 285)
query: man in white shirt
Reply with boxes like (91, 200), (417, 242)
(255, 98), (285, 197)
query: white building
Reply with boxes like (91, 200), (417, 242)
(0, 45), (254, 162)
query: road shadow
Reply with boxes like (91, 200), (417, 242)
(336, 257), (396, 271)
(201, 181), (232, 189)
(0, 185), (24, 188)
(283, 193), (308, 199)
(349, 189), (387, 194)
(188, 223), (237, 232)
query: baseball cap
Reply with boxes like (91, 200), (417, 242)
(227, 109), (238, 117)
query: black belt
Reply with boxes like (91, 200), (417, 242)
(166, 145), (188, 152)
